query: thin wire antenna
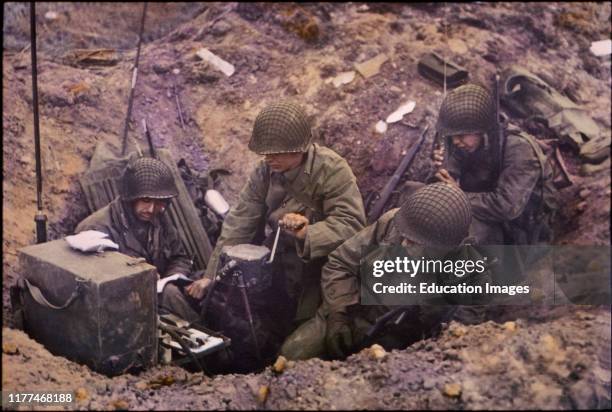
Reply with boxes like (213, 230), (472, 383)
(121, 2), (148, 155)
(442, 3), (448, 99)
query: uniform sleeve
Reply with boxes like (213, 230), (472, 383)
(321, 223), (379, 314)
(321, 208), (398, 315)
(74, 209), (115, 241)
(298, 161), (366, 260)
(467, 137), (541, 222)
(204, 163), (269, 278)
(162, 224), (194, 277)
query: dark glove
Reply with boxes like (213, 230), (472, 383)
(325, 311), (353, 359)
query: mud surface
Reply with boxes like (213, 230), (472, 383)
(2, 2), (611, 409)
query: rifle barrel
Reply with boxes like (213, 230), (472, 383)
(367, 125), (429, 223)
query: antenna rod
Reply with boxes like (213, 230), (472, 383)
(30, 2), (47, 243)
(121, 2), (148, 155)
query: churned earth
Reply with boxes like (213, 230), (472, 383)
(2, 2), (611, 410)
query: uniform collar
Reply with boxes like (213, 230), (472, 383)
(279, 143), (317, 182)
(113, 196), (160, 230)
(303, 143), (316, 176)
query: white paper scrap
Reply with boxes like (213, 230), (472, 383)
(157, 273), (193, 294)
(590, 39), (612, 57)
(332, 71), (356, 88)
(196, 48), (235, 77)
(386, 101), (416, 123)
(65, 230), (119, 253)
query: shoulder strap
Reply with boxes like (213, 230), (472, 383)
(514, 131), (548, 180)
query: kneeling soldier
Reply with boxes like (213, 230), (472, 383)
(281, 183), (490, 360)
(76, 156), (199, 323)
(188, 101), (367, 341)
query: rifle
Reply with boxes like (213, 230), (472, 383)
(367, 125), (429, 224)
(30, 3), (47, 244)
(424, 129), (448, 184)
(364, 306), (408, 343)
(492, 72), (505, 181)
(141, 118), (156, 158)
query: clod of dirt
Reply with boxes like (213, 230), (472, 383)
(367, 344), (387, 360)
(257, 385), (269, 405)
(448, 323), (468, 337)
(2, 342), (19, 355)
(75, 387), (89, 401)
(443, 383), (462, 398)
(503, 321), (518, 332)
(272, 355), (287, 374)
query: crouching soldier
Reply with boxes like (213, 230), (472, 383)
(75, 156), (198, 322)
(188, 101), (367, 345)
(431, 83), (558, 245)
(281, 183), (491, 360)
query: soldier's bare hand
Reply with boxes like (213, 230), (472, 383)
(279, 213), (309, 240)
(432, 147), (445, 168)
(434, 168), (458, 186)
(185, 277), (211, 300)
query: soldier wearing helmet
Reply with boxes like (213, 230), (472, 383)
(187, 101), (366, 337)
(280, 183), (490, 360)
(431, 83), (557, 245)
(75, 156), (197, 322)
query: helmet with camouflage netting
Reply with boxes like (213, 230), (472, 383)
(394, 183), (471, 248)
(248, 101), (312, 155)
(122, 156), (178, 201)
(436, 83), (496, 139)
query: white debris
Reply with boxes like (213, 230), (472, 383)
(375, 120), (388, 134)
(590, 39), (612, 57)
(204, 189), (230, 216)
(44, 11), (59, 21)
(65, 230), (119, 253)
(386, 100), (416, 123)
(172, 68), (181, 75)
(332, 71), (356, 88)
(196, 48), (235, 77)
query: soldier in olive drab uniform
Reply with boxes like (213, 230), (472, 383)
(187, 101), (367, 338)
(75, 157), (198, 322)
(430, 83), (558, 245)
(281, 183), (491, 360)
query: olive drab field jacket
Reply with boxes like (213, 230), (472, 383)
(321, 209), (490, 327)
(446, 129), (557, 225)
(321, 209), (401, 314)
(75, 196), (193, 277)
(205, 143), (367, 279)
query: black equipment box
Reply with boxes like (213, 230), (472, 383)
(18, 239), (158, 376)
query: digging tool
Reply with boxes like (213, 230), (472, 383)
(30, 3), (47, 244)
